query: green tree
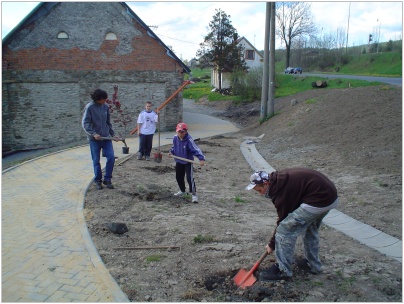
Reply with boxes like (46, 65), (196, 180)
(196, 9), (246, 90)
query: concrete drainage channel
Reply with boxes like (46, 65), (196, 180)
(240, 138), (402, 263)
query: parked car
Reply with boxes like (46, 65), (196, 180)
(284, 67), (294, 74)
(294, 67), (303, 74)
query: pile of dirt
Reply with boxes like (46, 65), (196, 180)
(84, 84), (402, 302)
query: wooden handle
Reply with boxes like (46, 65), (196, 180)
(129, 80), (192, 135)
(113, 246), (180, 250)
(168, 154), (204, 165)
(99, 136), (124, 141)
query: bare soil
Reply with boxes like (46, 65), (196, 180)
(84, 84), (402, 302)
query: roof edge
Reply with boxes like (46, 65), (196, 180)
(2, 2), (57, 46)
(238, 36), (264, 58)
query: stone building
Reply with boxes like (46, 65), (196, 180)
(2, 2), (190, 153)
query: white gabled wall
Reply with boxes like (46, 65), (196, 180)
(211, 37), (263, 89)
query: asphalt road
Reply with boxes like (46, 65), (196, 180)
(298, 72), (402, 87)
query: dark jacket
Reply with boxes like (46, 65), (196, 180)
(82, 101), (115, 140)
(267, 168), (338, 249)
(169, 133), (205, 164)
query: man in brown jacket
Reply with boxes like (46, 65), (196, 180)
(246, 168), (339, 280)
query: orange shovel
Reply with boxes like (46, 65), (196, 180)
(234, 251), (268, 288)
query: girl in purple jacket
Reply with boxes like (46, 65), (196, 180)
(169, 123), (205, 203)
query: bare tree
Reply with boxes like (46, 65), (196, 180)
(276, 2), (317, 68)
(336, 27), (347, 50)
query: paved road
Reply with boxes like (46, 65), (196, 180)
(301, 73), (402, 86)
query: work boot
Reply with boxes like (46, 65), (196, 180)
(95, 180), (103, 190)
(295, 257), (318, 274)
(103, 180), (114, 189)
(259, 263), (290, 281)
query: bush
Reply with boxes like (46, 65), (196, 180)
(230, 68), (248, 98)
(245, 66), (263, 101)
(230, 66), (263, 102)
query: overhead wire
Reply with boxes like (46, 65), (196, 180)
(157, 33), (200, 45)
(152, 4), (216, 46)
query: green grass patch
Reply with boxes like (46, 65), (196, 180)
(234, 196), (246, 203)
(305, 98), (317, 104)
(193, 234), (216, 244)
(183, 67), (385, 105)
(259, 112), (279, 124)
(145, 254), (165, 263)
(337, 52), (402, 76)
(274, 74), (383, 98)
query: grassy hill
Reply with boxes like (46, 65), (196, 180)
(184, 51), (401, 102)
(335, 52), (402, 76)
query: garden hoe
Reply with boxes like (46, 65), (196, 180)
(234, 251), (268, 288)
(154, 113), (162, 163)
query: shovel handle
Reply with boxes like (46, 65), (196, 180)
(239, 251), (268, 285)
(99, 136), (124, 141)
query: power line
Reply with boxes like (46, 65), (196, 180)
(157, 33), (199, 45)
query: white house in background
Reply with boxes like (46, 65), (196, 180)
(211, 36), (264, 89)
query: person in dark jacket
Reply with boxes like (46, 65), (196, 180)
(246, 168), (339, 280)
(168, 122), (205, 203)
(82, 89), (119, 190)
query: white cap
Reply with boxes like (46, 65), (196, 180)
(245, 171), (270, 190)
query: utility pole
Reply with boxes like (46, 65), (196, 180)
(260, 2), (270, 120)
(377, 18), (381, 53)
(267, 2), (275, 117)
(346, 2), (350, 54)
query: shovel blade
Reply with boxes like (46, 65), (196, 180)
(154, 152), (162, 163)
(233, 269), (257, 288)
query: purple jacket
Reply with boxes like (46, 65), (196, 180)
(169, 133), (205, 164)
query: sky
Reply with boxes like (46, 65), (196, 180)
(1, 1), (402, 61)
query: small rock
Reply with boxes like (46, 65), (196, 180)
(309, 291), (325, 298)
(107, 222), (128, 234)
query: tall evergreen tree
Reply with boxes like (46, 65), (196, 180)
(197, 9), (246, 90)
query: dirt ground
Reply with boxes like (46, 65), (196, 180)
(84, 84), (402, 302)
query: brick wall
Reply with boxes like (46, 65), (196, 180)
(2, 3), (186, 152)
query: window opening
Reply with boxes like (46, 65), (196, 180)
(57, 31), (68, 39)
(105, 32), (118, 40)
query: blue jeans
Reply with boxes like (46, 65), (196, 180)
(138, 134), (154, 157)
(275, 206), (329, 276)
(89, 140), (115, 182)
